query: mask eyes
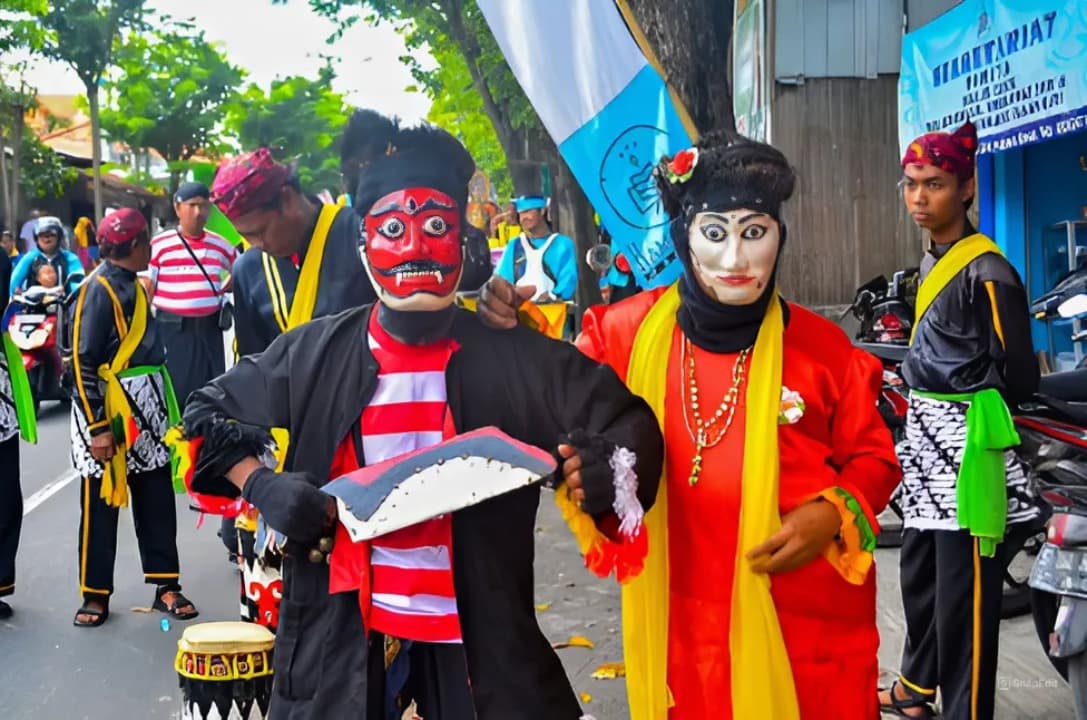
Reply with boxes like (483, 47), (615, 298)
(423, 216), (448, 236)
(700, 223), (726, 242)
(741, 224), (767, 240)
(377, 217), (405, 239)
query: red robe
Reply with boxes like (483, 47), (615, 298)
(577, 289), (900, 720)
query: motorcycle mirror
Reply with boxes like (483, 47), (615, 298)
(586, 243), (613, 272)
(1057, 294), (1087, 319)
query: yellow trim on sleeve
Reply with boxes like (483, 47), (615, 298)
(261, 253), (289, 333)
(971, 538), (982, 720)
(984, 280), (1006, 349)
(71, 285), (97, 425)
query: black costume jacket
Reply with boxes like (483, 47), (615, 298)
(231, 205), (376, 357)
(184, 305), (663, 720)
(902, 230), (1039, 406)
(70, 263), (166, 433)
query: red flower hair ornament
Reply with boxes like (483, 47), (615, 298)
(664, 148), (699, 184)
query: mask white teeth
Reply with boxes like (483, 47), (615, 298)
(396, 272), (404, 287)
(435, 270), (443, 283)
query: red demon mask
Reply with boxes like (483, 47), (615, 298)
(362, 187), (463, 311)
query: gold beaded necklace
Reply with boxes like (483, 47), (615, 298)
(679, 336), (751, 486)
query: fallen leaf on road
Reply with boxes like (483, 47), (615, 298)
(580, 692), (592, 703)
(535, 602), (552, 612)
(130, 607), (153, 613)
(590, 662), (626, 679)
(552, 635), (595, 650)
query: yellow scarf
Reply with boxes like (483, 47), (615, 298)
(97, 276), (149, 508)
(911, 233), (1003, 343)
(260, 203), (340, 333)
(623, 283), (799, 720)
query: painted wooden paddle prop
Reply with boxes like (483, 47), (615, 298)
(324, 426), (557, 543)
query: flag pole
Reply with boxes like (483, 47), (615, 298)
(613, 0), (702, 143)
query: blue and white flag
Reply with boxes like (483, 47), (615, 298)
(478, 0), (693, 289)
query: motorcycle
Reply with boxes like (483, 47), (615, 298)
(1031, 262), (1087, 369)
(844, 269), (917, 548)
(5, 284), (76, 414)
(1025, 295), (1087, 718)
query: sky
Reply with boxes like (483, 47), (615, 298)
(19, 0), (432, 122)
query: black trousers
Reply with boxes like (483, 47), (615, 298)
(158, 311), (225, 410)
(77, 464), (181, 600)
(0, 436), (21, 598)
(365, 634), (476, 720)
(898, 528), (1007, 720)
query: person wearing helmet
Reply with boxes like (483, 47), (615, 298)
(9, 216), (84, 296)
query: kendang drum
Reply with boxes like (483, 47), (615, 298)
(176, 621), (275, 720)
(236, 515), (282, 632)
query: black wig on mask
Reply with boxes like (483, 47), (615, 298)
(654, 131), (797, 353)
(340, 109), (400, 203)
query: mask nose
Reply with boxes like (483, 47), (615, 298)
(721, 237), (745, 272)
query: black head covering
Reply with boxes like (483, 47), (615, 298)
(174, 181), (210, 203)
(340, 109), (401, 203)
(654, 131), (797, 353)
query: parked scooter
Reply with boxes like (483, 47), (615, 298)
(5, 282), (79, 414)
(1025, 293), (1087, 718)
(845, 269), (917, 548)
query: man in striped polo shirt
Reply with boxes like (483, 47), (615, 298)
(144, 182), (237, 408)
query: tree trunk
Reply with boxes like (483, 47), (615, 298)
(625, 0), (736, 134)
(87, 86), (104, 223)
(10, 104), (23, 226)
(0, 126), (11, 231)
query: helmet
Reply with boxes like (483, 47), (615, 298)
(33, 216), (64, 240)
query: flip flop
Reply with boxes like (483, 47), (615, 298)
(73, 603), (109, 628)
(152, 588), (199, 621)
(879, 681), (939, 718)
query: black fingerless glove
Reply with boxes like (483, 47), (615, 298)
(184, 415), (274, 499)
(241, 467), (336, 546)
(560, 429), (617, 516)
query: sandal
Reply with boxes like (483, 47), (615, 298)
(152, 588), (199, 621)
(879, 681), (938, 718)
(73, 601), (109, 628)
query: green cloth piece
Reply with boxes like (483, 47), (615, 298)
(116, 364), (183, 492)
(832, 487), (878, 552)
(2, 332), (37, 444)
(913, 388), (1019, 557)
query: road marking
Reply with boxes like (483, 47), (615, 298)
(23, 469), (79, 516)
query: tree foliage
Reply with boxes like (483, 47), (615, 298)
(223, 64), (350, 192)
(2, 0), (151, 222)
(18, 132), (79, 199)
(100, 23), (245, 173)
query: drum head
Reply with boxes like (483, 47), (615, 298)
(179, 621), (275, 654)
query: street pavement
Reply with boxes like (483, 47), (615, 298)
(0, 400), (1075, 719)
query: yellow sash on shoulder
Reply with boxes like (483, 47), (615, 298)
(96, 276), (149, 508)
(623, 283), (799, 720)
(287, 203), (340, 329)
(911, 233), (1003, 343)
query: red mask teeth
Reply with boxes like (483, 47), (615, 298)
(363, 187), (463, 299)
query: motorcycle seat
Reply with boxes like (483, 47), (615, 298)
(855, 342), (909, 364)
(1038, 368), (1087, 403)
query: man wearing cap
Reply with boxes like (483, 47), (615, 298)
(494, 195), (578, 302)
(144, 182), (237, 409)
(879, 121), (1039, 720)
(69, 207), (197, 628)
(213, 147), (376, 359)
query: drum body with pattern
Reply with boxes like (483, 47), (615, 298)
(236, 524), (282, 632)
(176, 621), (275, 720)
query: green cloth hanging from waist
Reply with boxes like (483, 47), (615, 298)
(2, 332), (37, 444)
(913, 387), (1019, 557)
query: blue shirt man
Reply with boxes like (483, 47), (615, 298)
(495, 196), (577, 301)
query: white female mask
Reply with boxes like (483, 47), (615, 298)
(687, 209), (781, 306)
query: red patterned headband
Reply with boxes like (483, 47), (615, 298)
(902, 121), (978, 182)
(210, 147), (293, 220)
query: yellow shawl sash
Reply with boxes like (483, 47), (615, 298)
(259, 203), (340, 333)
(97, 277), (156, 508)
(911, 233), (1003, 343)
(622, 283), (799, 720)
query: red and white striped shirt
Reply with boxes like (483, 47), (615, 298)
(353, 312), (462, 643)
(145, 229), (236, 317)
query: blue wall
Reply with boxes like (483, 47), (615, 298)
(990, 131), (1087, 358)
